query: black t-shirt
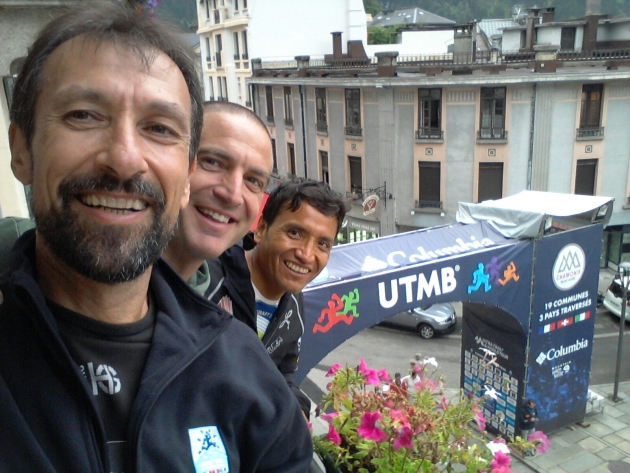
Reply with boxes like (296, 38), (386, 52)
(49, 298), (156, 473)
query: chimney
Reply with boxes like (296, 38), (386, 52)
(525, 7), (541, 51)
(582, 15), (599, 53)
(541, 7), (555, 23)
(331, 32), (343, 59)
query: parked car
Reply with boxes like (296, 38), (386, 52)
(603, 278), (630, 321)
(380, 303), (457, 339)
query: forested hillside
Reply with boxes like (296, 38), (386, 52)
(364, 0), (630, 23)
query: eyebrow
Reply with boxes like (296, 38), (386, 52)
(49, 85), (191, 131)
(197, 145), (271, 182)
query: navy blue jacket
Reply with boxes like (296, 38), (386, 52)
(206, 244), (311, 417)
(0, 231), (312, 472)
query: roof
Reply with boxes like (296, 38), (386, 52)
(477, 19), (520, 38)
(370, 7), (455, 28)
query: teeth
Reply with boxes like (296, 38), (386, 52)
(81, 195), (147, 211)
(286, 262), (308, 274)
(199, 208), (230, 223)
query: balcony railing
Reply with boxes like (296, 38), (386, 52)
(477, 128), (507, 140)
(213, 9), (220, 23)
(266, 115), (275, 124)
(415, 200), (443, 209)
(316, 122), (328, 133)
(215, 52), (222, 68)
(242, 53), (249, 60)
(284, 118), (293, 127)
(233, 54), (240, 60)
(576, 127), (604, 139)
(346, 191), (363, 201)
(416, 128), (443, 140)
(344, 125), (362, 137)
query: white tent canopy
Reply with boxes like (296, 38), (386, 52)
(456, 191), (614, 239)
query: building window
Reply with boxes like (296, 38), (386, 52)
(241, 31), (249, 60)
(348, 156), (363, 196)
(320, 151), (330, 184)
(575, 159), (598, 195)
(266, 86), (274, 123)
(205, 0), (210, 19)
(288, 143), (296, 176)
(233, 32), (240, 60)
(577, 84), (604, 139)
(560, 27), (576, 50)
(215, 34), (223, 67)
(417, 88), (442, 139)
(207, 77), (214, 101)
(478, 162), (503, 202)
(217, 76), (228, 101)
(205, 37), (211, 63)
(234, 0), (239, 10)
(417, 161), (441, 209)
(271, 138), (278, 173)
(479, 87), (507, 140)
(345, 88), (362, 136)
(284, 86), (293, 127)
(242, 0), (247, 9)
(316, 88), (327, 133)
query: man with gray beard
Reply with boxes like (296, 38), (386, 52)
(0, 3), (311, 472)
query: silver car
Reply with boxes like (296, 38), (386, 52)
(381, 303), (457, 339)
(603, 278), (630, 321)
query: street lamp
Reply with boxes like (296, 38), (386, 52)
(613, 261), (630, 402)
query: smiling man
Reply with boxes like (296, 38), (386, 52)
(241, 181), (347, 418)
(0, 4), (311, 472)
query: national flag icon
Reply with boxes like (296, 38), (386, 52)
(574, 311), (591, 323)
(539, 322), (557, 334)
(558, 317), (573, 328)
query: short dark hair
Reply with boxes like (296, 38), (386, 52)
(10, 2), (203, 164)
(203, 101), (270, 139)
(261, 181), (348, 234)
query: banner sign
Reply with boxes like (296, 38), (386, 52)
(298, 238), (533, 381)
(461, 303), (527, 439)
(526, 224), (602, 433)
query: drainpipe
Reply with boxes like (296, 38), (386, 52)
(299, 85), (308, 180)
(527, 83), (537, 190)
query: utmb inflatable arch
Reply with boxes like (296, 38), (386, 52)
(297, 191), (613, 438)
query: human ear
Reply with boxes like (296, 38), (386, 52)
(9, 124), (33, 185)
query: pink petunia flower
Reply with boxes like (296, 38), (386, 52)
(378, 368), (391, 383)
(358, 358), (370, 375)
(489, 451), (511, 469)
(439, 396), (449, 410)
(474, 408), (486, 431)
(320, 412), (339, 424)
(390, 409), (410, 427)
(357, 412), (388, 442)
(416, 378), (437, 392)
(326, 363), (342, 377)
(528, 430), (550, 454)
(393, 426), (414, 451)
(364, 368), (381, 386)
(326, 424), (341, 445)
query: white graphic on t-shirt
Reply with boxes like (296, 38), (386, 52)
(84, 362), (122, 395)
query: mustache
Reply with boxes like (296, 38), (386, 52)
(57, 173), (166, 210)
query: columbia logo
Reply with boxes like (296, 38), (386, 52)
(558, 251), (582, 272)
(536, 352), (547, 365)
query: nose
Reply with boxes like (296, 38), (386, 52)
(295, 239), (316, 263)
(213, 170), (244, 207)
(98, 117), (148, 180)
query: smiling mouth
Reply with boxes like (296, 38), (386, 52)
(80, 194), (147, 214)
(286, 261), (309, 274)
(198, 207), (232, 224)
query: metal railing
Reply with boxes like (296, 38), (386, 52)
(477, 129), (507, 140)
(266, 115), (275, 124)
(416, 128), (443, 140)
(284, 118), (293, 127)
(576, 127), (604, 139)
(346, 191), (363, 201)
(316, 122), (328, 133)
(415, 200), (443, 209)
(344, 125), (362, 137)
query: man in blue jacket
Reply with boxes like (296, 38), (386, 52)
(0, 4), (311, 472)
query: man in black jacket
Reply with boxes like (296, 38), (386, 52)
(0, 4), (311, 472)
(205, 182), (347, 419)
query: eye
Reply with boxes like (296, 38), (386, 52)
(319, 240), (331, 250)
(198, 156), (223, 171)
(287, 228), (301, 238)
(63, 110), (100, 126)
(245, 176), (265, 192)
